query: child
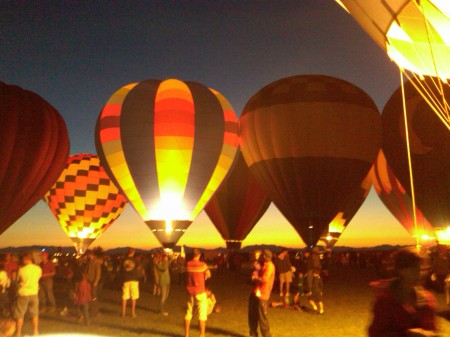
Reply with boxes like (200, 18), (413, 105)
(74, 272), (92, 326)
(293, 271), (305, 311)
(308, 268), (324, 315)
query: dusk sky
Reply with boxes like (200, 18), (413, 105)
(0, 1), (419, 250)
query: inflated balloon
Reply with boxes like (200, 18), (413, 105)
(319, 171), (372, 249)
(240, 75), (382, 247)
(44, 154), (127, 254)
(336, 0), (450, 129)
(0, 82), (69, 234)
(96, 79), (239, 248)
(205, 151), (271, 250)
(371, 150), (436, 243)
(382, 81), (449, 239)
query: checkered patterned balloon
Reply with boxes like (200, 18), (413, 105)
(44, 153), (127, 253)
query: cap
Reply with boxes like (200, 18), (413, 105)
(263, 249), (272, 260)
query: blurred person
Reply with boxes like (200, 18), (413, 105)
(38, 251), (56, 313)
(120, 248), (142, 318)
(155, 250), (171, 316)
(3, 255), (18, 282)
(308, 268), (324, 315)
(73, 271), (91, 326)
(0, 264), (10, 317)
(248, 249), (275, 337)
(275, 248), (292, 299)
(184, 248), (211, 337)
(368, 248), (438, 337)
(13, 252), (42, 337)
(0, 317), (15, 337)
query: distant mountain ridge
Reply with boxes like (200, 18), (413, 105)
(0, 244), (410, 255)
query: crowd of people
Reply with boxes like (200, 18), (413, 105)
(0, 244), (448, 337)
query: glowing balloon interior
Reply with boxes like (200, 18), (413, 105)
(96, 79), (239, 248)
(337, 0), (450, 129)
(44, 154), (127, 254)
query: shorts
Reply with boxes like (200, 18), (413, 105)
(122, 281), (139, 300)
(185, 292), (208, 321)
(279, 271), (292, 283)
(13, 295), (39, 319)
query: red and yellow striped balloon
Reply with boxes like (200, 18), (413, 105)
(44, 154), (127, 253)
(95, 79), (239, 248)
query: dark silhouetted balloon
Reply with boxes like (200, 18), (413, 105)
(96, 79), (239, 248)
(371, 150), (436, 243)
(240, 75), (382, 247)
(382, 80), (449, 235)
(44, 154), (127, 254)
(0, 82), (69, 234)
(205, 151), (271, 250)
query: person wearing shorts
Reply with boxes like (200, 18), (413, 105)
(14, 252), (42, 337)
(184, 248), (210, 337)
(120, 248), (141, 318)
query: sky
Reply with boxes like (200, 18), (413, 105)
(0, 1), (420, 250)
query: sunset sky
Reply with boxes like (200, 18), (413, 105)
(0, 1), (421, 250)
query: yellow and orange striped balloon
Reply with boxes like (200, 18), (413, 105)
(44, 154), (127, 254)
(95, 79), (239, 248)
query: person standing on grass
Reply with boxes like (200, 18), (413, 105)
(38, 251), (56, 313)
(248, 249), (275, 337)
(13, 252), (42, 337)
(275, 248), (292, 299)
(308, 268), (324, 315)
(184, 248), (211, 337)
(155, 250), (171, 316)
(120, 248), (141, 318)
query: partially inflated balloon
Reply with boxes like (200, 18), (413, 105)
(205, 151), (271, 250)
(95, 79), (239, 248)
(382, 81), (449, 237)
(371, 150), (436, 243)
(240, 75), (381, 247)
(319, 171), (372, 249)
(44, 154), (127, 253)
(0, 82), (69, 234)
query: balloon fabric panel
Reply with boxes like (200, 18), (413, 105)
(240, 75), (381, 247)
(382, 80), (449, 230)
(371, 150), (435, 238)
(96, 78), (239, 247)
(44, 154), (127, 246)
(0, 82), (69, 234)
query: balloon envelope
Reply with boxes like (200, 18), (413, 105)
(319, 170), (372, 249)
(382, 81), (450, 235)
(371, 150), (436, 244)
(0, 82), (69, 234)
(205, 151), (271, 250)
(95, 79), (239, 248)
(44, 154), (127, 254)
(240, 75), (382, 247)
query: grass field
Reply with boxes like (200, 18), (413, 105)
(30, 265), (450, 337)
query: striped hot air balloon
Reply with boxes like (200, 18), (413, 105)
(44, 154), (127, 254)
(95, 79), (239, 248)
(240, 75), (382, 247)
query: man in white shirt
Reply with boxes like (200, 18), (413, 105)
(13, 252), (42, 337)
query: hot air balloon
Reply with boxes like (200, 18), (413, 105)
(44, 154), (127, 254)
(95, 79), (239, 248)
(205, 151), (271, 250)
(371, 150), (436, 244)
(240, 75), (382, 247)
(319, 171), (372, 249)
(0, 82), (69, 235)
(382, 81), (449, 243)
(336, 0), (450, 130)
